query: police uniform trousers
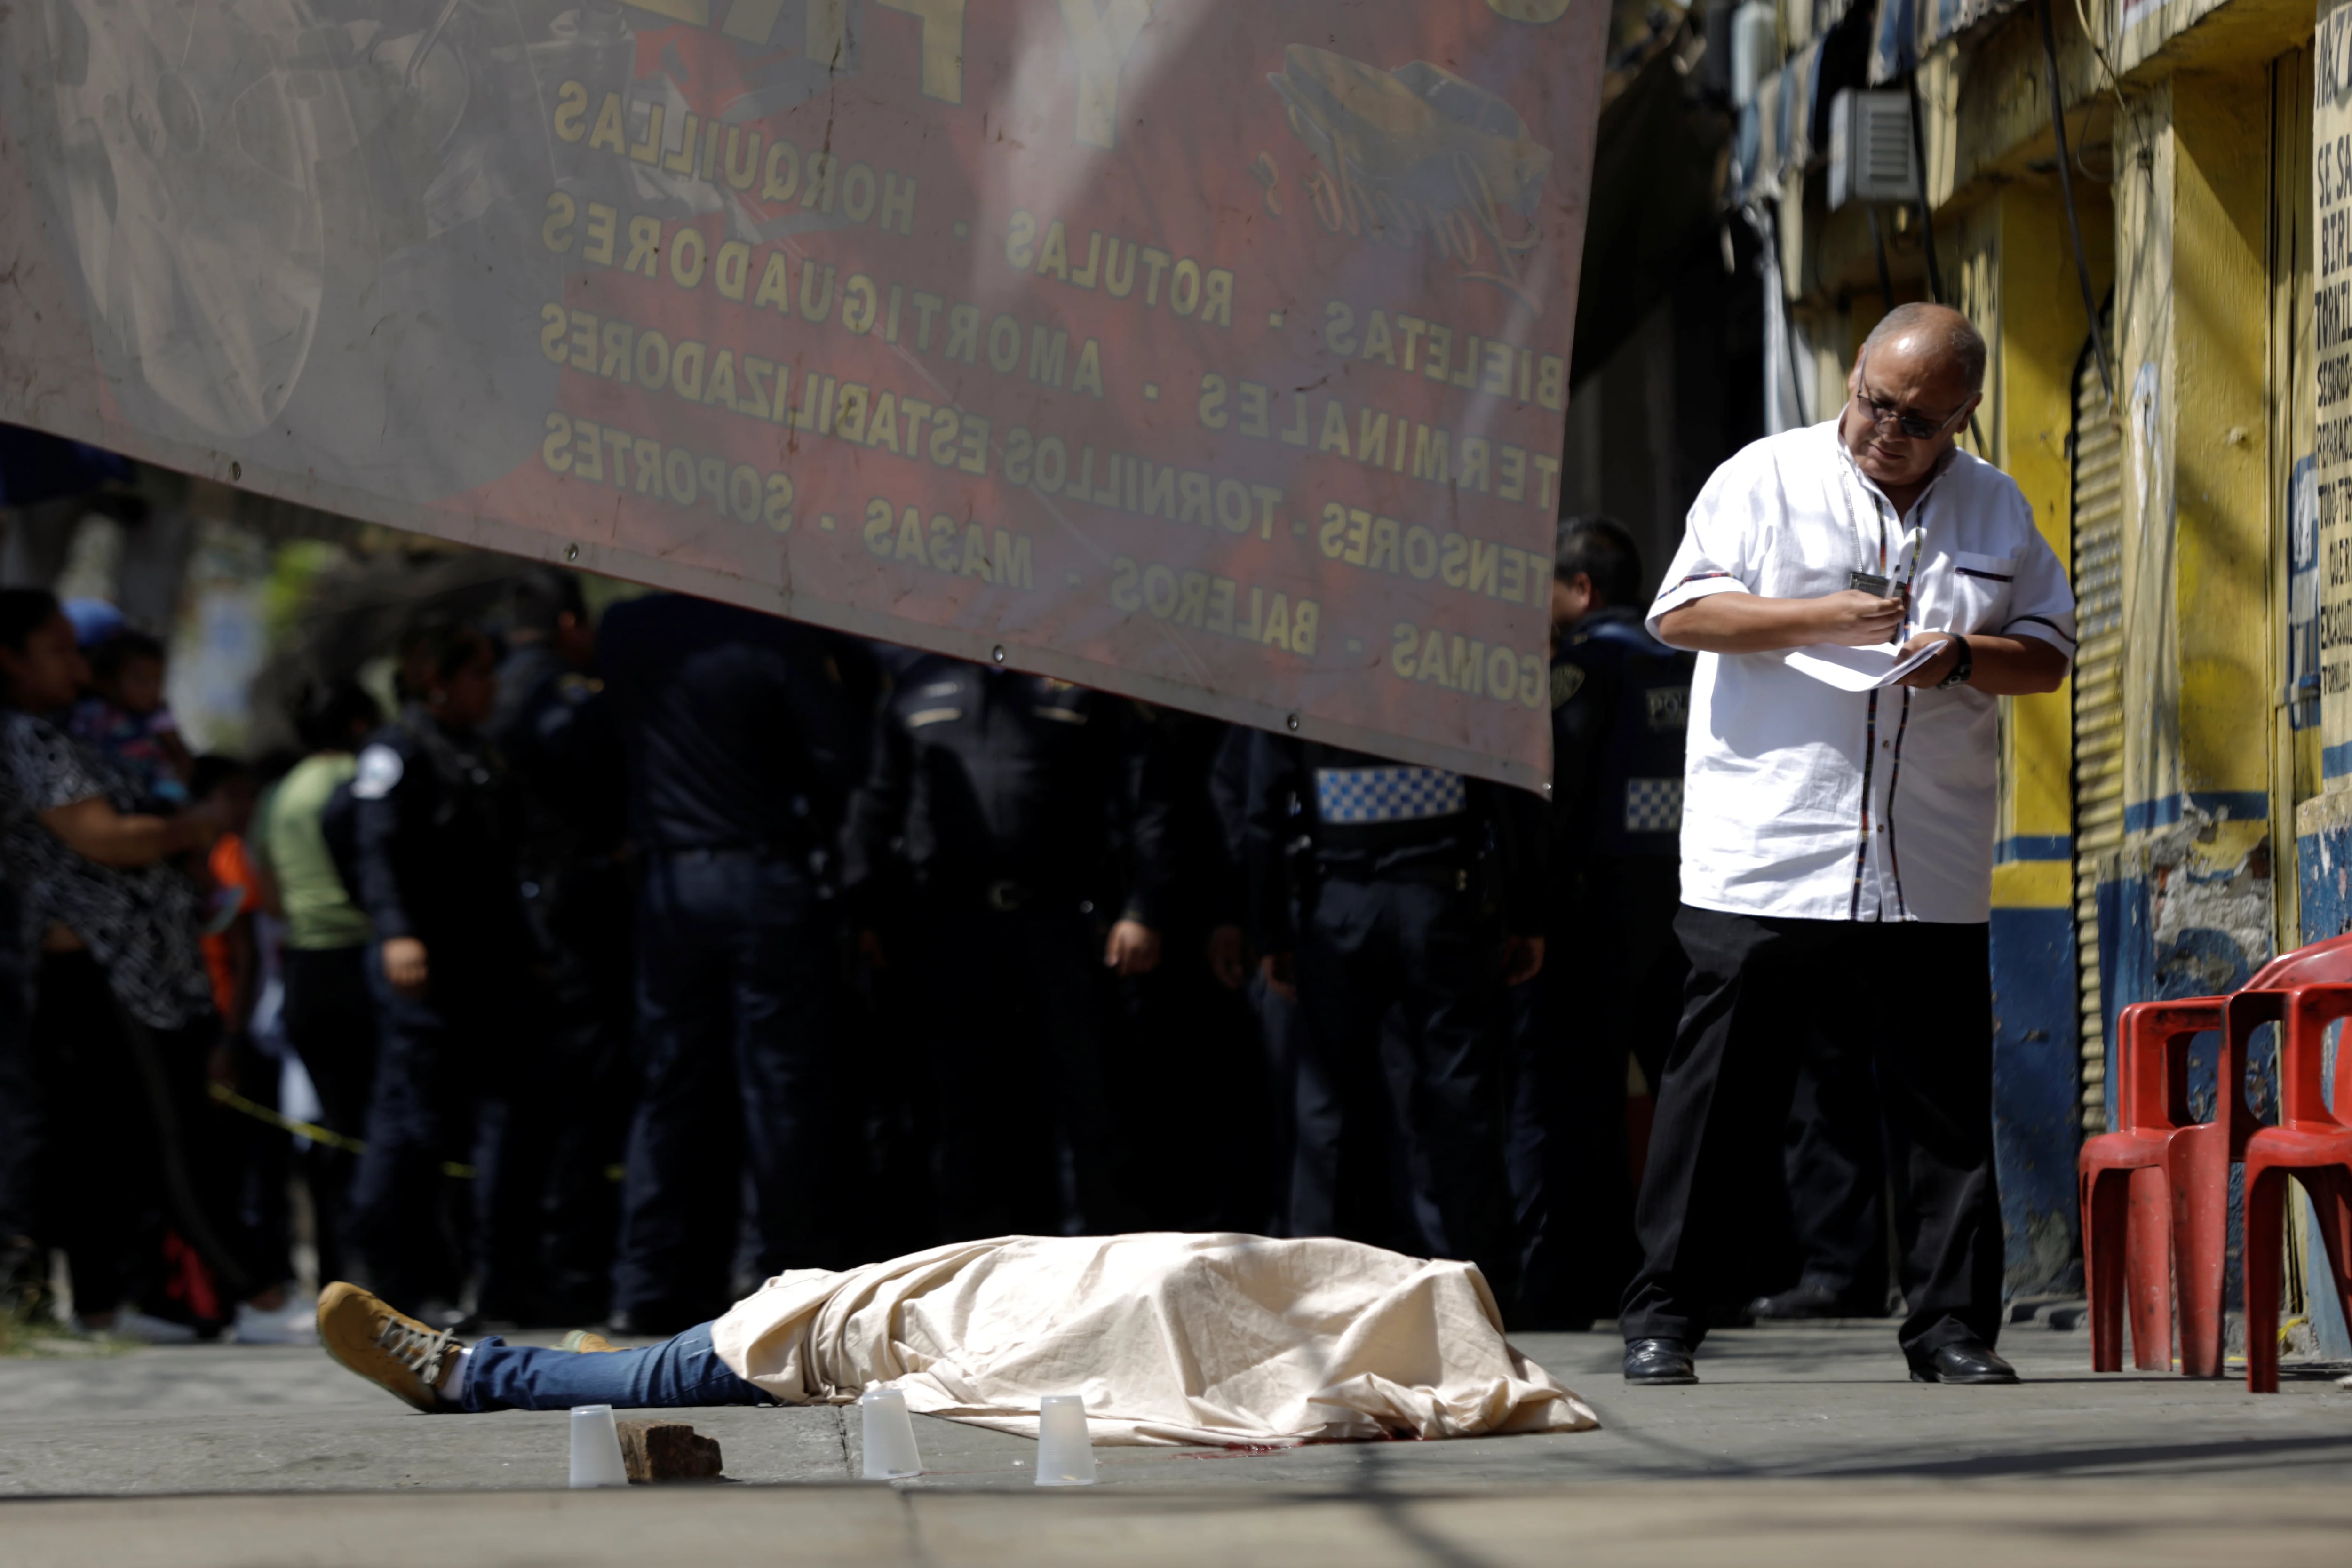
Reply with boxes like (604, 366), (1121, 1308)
(1290, 871), (1512, 1289)
(350, 944), (548, 1318)
(531, 863), (636, 1321)
(612, 848), (841, 1330)
(1622, 907), (2002, 1358)
(1248, 967), (1303, 1236)
(1509, 858), (1686, 1326)
(278, 945), (379, 1288)
(916, 896), (1130, 1242)
(1107, 915), (1270, 1233)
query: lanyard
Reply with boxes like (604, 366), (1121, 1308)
(1835, 436), (1929, 593)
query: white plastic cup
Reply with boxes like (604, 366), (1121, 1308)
(859, 1387), (924, 1479)
(1034, 1394), (1097, 1486)
(569, 1404), (629, 1489)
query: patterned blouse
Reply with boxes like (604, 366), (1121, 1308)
(0, 710), (213, 1030)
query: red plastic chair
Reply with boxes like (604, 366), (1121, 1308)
(2080, 997), (2258, 1374)
(2243, 982), (2352, 1393)
(2079, 933), (2352, 1377)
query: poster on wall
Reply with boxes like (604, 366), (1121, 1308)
(0, 0), (1606, 790)
(2317, 0), (2352, 775)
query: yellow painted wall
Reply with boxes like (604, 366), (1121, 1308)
(1996, 185), (2111, 880)
(2271, 47), (2316, 947)
(2171, 71), (2274, 826)
(2112, 83), (2185, 821)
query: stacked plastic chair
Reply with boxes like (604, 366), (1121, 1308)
(2243, 981), (2352, 1393)
(2078, 933), (2352, 1382)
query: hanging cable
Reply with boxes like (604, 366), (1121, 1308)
(1904, 73), (1948, 306)
(1902, 73), (1991, 454)
(1754, 201), (1811, 427)
(2040, 0), (2113, 400)
(1868, 205), (1897, 313)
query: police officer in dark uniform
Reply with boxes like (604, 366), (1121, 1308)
(1243, 731), (1545, 1291)
(845, 655), (1173, 1241)
(599, 595), (870, 1333)
(487, 571), (631, 1322)
(1107, 706), (1266, 1231)
(1510, 517), (1695, 1327)
(347, 616), (546, 1325)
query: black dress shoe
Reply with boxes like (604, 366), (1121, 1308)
(1622, 1337), (1698, 1385)
(1748, 1283), (1845, 1321)
(1908, 1340), (2019, 1384)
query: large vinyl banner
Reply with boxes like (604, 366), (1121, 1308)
(0, 0), (1605, 789)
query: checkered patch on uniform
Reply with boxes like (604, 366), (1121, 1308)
(1314, 767), (1466, 825)
(1623, 777), (1684, 833)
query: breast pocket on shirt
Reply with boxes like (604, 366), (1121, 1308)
(1947, 552), (2017, 633)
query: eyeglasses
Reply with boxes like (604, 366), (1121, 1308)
(1851, 350), (1969, 440)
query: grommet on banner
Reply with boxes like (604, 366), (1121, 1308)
(992, 645), (1007, 663)
(566, 543), (580, 562)
(1286, 714), (1301, 732)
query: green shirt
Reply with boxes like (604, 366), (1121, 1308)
(254, 753), (371, 951)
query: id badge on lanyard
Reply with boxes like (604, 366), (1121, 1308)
(1839, 460), (1920, 644)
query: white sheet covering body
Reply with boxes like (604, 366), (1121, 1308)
(709, 1233), (1596, 1446)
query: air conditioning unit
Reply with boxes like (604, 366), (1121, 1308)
(1828, 89), (1921, 207)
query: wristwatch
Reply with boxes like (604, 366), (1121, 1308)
(1936, 635), (1973, 689)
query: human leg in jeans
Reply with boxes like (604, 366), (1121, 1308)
(318, 1280), (771, 1413)
(460, 1323), (773, 1412)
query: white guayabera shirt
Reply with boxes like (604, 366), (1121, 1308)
(1646, 419), (2077, 923)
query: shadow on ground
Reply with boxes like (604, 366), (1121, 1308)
(1, 1320), (2347, 1498)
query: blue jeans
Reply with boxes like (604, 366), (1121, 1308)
(459, 1322), (774, 1412)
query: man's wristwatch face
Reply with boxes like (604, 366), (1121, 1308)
(1937, 638), (1972, 689)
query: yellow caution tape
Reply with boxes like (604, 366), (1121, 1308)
(206, 1082), (477, 1179)
(207, 1084), (624, 1184)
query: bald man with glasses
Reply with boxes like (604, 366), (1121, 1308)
(1620, 304), (2075, 1387)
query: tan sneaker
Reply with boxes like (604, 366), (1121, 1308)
(318, 1281), (463, 1413)
(558, 1329), (619, 1353)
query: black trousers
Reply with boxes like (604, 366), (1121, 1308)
(1778, 1034), (1897, 1310)
(1291, 874), (1512, 1292)
(918, 900), (1131, 1242)
(0, 914), (39, 1256)
(1621, 907), (2002, 1358)
(613, 849), (842, 1328)
(1107, 909), (1270, 1234)
(24, 954), (230, 1315)
(279, 945), (379, 1288)
(1510, 858), (1687, 1325)
(350, 945), (548, 1319)
(531, 865), (636, 1320)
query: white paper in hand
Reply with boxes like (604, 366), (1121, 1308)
(1783, 642), (1945, 692)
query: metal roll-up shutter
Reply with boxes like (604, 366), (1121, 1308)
(2071, 315), (2124, 1135)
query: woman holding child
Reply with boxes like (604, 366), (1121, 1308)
(0, 587), (236, 1335)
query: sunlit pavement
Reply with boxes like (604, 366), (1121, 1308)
(2, 1321), (2347, 1566)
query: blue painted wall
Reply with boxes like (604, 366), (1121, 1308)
(1989, 904), (2082, 1295)
(2292, 826), (2352, 1357)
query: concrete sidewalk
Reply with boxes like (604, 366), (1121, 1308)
(1, 1321), (2347, 1565)
(7, 1480), (2352, 1568)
